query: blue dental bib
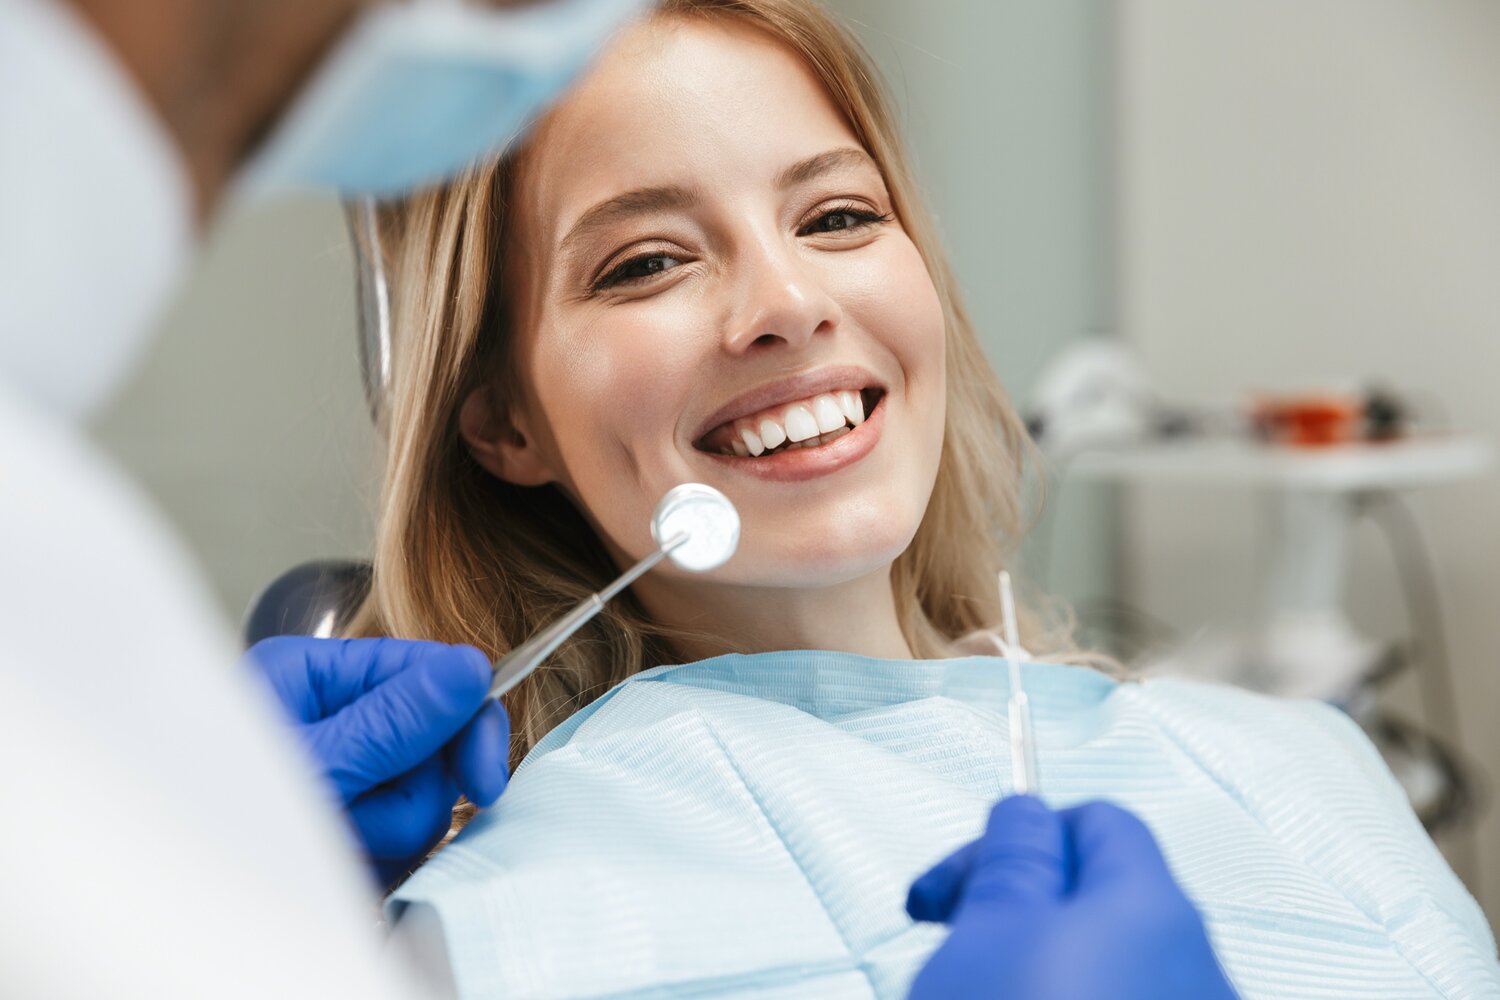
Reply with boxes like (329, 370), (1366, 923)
(389, 652), (1499, 999)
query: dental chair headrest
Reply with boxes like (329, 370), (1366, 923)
(243, 559), (373, 648)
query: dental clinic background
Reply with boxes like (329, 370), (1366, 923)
(93, 0), (1500, 931)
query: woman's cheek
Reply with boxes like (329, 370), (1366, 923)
(544, 309), (666, 401)
(841, 238), (946, 375)
(888, 242), (946, 346)
(546, 310), (705, 472)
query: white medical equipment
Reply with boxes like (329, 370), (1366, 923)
(487, 483), (740, 699)
(1028, 341), (1491, 698)
(1027, 341), (1492, 849)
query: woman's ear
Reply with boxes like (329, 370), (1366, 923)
(459, 384), (555, 487)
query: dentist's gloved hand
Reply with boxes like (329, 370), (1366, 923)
(906, 796), (1238, 1000)
(246, 637), (510, 886)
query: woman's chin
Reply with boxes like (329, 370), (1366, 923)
(729, 530), (917, 589)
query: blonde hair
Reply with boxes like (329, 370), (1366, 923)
(350, 0), (1097, 766)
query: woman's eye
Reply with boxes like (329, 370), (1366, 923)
(799, 206), (891, 237)
(594, 253), (683, 291)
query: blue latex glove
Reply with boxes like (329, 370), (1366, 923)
(247, 637), (510, 886)
(907, 796), (1238, 1000)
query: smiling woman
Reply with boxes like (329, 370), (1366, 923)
(350, 0), (1056, 752)
(348, 1), (1498, 997)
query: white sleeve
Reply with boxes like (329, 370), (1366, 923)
(0, 4), (434, 995)
(0, 394), (423, 997)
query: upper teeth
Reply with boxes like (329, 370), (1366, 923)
(723, 390), (867, 457)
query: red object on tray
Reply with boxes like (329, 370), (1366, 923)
(1252, 393), (1364, 447)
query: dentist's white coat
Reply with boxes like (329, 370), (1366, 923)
(0, 2), (410, 996)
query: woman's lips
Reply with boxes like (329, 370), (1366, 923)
(696, 391), (886, 482)
(691, 365), (885, 443)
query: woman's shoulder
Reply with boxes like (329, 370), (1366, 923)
(1127, 675), (1423, 854)
(1132, 674), (1405, 801)
(1132, 676), (1496, 958)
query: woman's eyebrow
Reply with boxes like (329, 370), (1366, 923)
(559, 185), (699, 257)
(776, 147), (878, 189)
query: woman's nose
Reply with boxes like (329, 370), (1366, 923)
(721, 242), (843, 355)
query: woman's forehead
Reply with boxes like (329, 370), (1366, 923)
(515, 15), (866, 246)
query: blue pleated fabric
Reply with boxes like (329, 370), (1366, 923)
(389, 652), (1500, 999)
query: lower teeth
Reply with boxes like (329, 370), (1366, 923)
(818, 426), (851, 445)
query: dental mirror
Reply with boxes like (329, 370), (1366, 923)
(488, 483), (740, 699)
(652, 482), (740, 572)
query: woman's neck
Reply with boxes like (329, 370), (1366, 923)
(634, 567), (915, 663)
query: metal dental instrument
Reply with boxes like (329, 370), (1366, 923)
(350, 197), (392, 426)
(999, 570), (1041, 796)
(488, 483), (740, 699)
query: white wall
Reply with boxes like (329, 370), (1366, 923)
(92, 197), (378, 625)
(1116, 0), (1500, 924)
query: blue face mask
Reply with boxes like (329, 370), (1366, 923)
(236, 0), (654, 198)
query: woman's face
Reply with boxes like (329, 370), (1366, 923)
(472, 16), (946, 590)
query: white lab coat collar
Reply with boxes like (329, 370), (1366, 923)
(0, 0), (193, 422)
